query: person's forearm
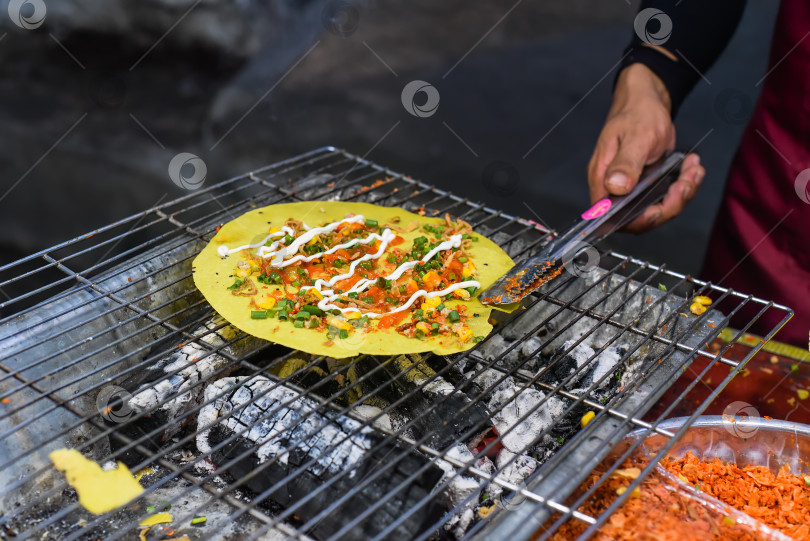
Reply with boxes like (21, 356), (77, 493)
(612, 63), (672, 117)
(619, 0), (747, 116)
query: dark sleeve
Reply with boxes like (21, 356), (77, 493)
(618, 0), (747, 116)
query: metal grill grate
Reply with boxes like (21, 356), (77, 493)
(0, 147), (793, 541)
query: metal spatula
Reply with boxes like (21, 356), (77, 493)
(480, 151), (685, 306)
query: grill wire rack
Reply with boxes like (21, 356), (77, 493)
(0, 147), (793, 541)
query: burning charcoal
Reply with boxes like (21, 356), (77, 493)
(433, 443), (481, 507)
(382, 354), (492, 450)
(558, 339), (623, 391)
(473, 369), (566, 452)
(106, 317), (265, 463)
(196, 376), (444, 541)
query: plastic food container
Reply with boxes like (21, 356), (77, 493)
(627, 416), (810, 540)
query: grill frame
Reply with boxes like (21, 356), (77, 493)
(0, 146), (793, 541)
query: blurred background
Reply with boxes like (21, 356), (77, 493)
(0, 0), (779, 278)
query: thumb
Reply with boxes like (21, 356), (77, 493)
(603, 135), (660, 196)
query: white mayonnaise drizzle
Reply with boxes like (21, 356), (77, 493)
(302, 234), (481, 318)
(217, 215), (480, 319)
(216, 226), (294, 257)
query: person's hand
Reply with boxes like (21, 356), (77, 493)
(587, 63), (705, 233)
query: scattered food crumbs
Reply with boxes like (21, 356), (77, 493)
(580, 411), (595, 428)
(723, 516), (736, 526)
(769, 355), (779, 364)
(1, 397), (9, 403)
(134, 467), (155, 482)
(798, 389), (809, 400)
(191, 516), (207, 525)
(139, 512), (172, 527)
(791, 363), (799, 373)
(49, 449), (144, 514)
(477, 501), (497, 519)
(139, 528), (149, 541)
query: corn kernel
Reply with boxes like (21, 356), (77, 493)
(422, 271), (442, 290)
(580, 411), (595, 428)
(306, 288), (324, 300)
(416, 321), (431, 334)
(421, 296), (441, 312)
(462, 261), (476, 278)
(455, 325), (473, 342)
(344, 310), (362, 320)
(327, 315), (354, 331)
(694, 295), (712, 306)
(452, 288), (471, 300)
(269, 227), (280, 234)
(255, 295), (277, 310)
(689, 301), (707, 315)
(616, 486), (641, 498)
(234, 267), (251, 278)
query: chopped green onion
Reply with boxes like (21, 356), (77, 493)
(457, 256), (468, 263)
(471, 236), (479, 242)
(448, 310), (460, 322)
(284, 234), (294, 244)
(387, 254), (397, 263)
(277, 311), (288, 321)
(413, 309), (424, 317)
(365, 219), (378, 227)
(251, 310), (267, 319)
(297, 268), (308, 276)
(326, 332), (335, 340)
(461, 234), (470, 239)
(658, 283), (667, 292)
(466, 286), (478, 296)
(146, 505), (155, 514)
(348, 292), (359, 299)
(338, 329), (349, 339)
(227, 278), (243, 290)
(431, 322), (439, 330)
(473, 335), (484, 342)
(191, 516), (207, 525)
(330, 309), (341, 315)
(436, 303), (445, 312)
(385, 296), (396, 304)
(293, 320), (305, 328)
(414, 236), (427, 246)
(362, 296), (374, 304)
(302, 305), (325, 316)
(291, 280), (301, 287)
(359, 260), (374, 271)
(414, 329), (425, 339)
(294, 311), (310, 319)
(333, 259), (345, 268)
(268, 271), (281, 284)
(399, 285), (407, 294)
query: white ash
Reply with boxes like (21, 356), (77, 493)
(129, 320), (239, 418)
(445, 508), (475, 540)
(433, 443), (481, 507)
(496, 448), (537, 489)
(351, 404), (392, 432)
(475, 370), (565, 452)
(561, 339), (622, 390)
(197, 376), (374, 477)
(476, 456), (502, 501)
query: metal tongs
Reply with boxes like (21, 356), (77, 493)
(480, 151), (685, 306)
